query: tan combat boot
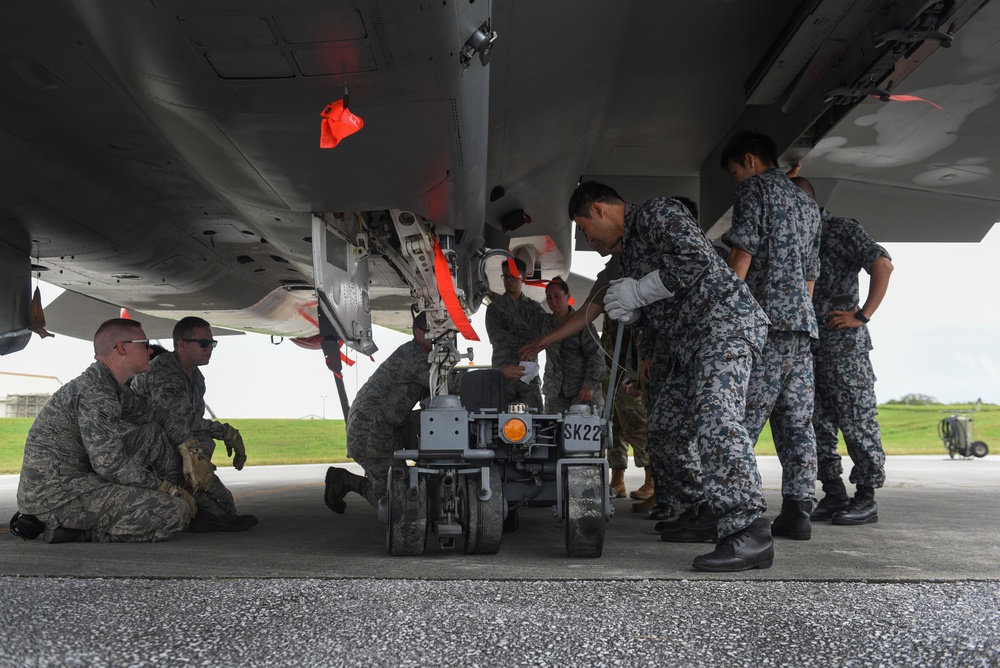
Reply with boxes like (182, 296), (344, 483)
(609, 468), (626, 498)
(631, 496), (656, 513)
(629, 467), (655, 500)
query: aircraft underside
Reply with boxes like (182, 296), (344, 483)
(3, 0), (1000, 392)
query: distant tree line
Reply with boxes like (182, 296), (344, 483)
(885, 393), (940, 405)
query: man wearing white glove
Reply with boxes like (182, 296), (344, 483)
(570, 181), (773, 572)
(132, 316), (256, 532)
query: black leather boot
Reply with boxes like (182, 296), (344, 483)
(811, 478), (849, 521)
(661, 503), (718, 543)
(771, 496), (812, 540)
(833, 485), (878, 525)
(693, 517), (774, 572)
(324, 466), (367, 514)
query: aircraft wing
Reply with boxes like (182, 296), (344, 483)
(2, 0), (998, 360)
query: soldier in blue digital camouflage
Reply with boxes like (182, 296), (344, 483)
(541, 276), (605, 414)
(324, 312), (433, 513)
(486, 258), (550, 411)
(130, 316), (257, 532)
(794, 176), (893, 526)
(13, 318), (198, 543)
(718, 131), (822, 543)
(571, 181), (774, 572)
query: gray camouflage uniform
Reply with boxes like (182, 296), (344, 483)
(543, 306), (606, 414)
(623, 198), (770, 539)
(346, 340), (430, 505)
(131, 351), (237, 515)
(16, 361), (192, 542)
(485, 293), (549, 410)
(812, 209), (889, 488)
(724, 167), (822, 501)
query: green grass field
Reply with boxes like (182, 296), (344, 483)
(1, 404), (996, 474)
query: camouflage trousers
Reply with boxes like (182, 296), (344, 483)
(646, 335), (766, 539)
(813, 352), (886, 488)
(505, 379), (543, 412)
(744, 331), (818, 501)
(349, 410), (420, 506)
(604, 375), (649, 470)
(36, 423), (191, 542)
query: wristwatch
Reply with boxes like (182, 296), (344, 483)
(855, 309), (870, 323)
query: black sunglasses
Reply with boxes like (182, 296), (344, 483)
(183, 338), (218, 349)
(121, 339), (151, 348)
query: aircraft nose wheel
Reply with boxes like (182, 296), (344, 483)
(564, 465), (605, 558)
(459, 465), (504, 554)
(386, 466), (428, 556)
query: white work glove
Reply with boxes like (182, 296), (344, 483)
(603, 271), (673, 323)
(222, 423), (247, 470)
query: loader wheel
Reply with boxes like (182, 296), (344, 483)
(971, 441), (989, 458)
(460, 465), (504, 554)
(564, 465), (604, 558)
(386, 466), (428, 556)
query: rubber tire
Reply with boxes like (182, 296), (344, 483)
(460, 465), (504, 555)
(564, 465), (605, 558)
(386, 466), (428, 556)
(971, 441), (989, 458)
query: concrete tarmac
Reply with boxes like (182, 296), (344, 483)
(2, 456), (998, 666)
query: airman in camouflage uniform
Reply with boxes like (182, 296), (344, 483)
(15, 318), (196, 543)
(486, 258), (550, 411)
(722, 131), (822, 542)
(324, 314), (432, 513)
(542, 277), (605, 414)
(130, 316), (256, 531)
(572, 182), (774, 572)
(794, 177), (893, 526)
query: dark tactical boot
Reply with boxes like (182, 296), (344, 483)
(661, 503), (718, 543)
(693, 517), (774, 572)
(771, 496), (813, 540)
(832, 485), (878, 525)
(646, 502), (675, 521)
(43, 526), (93, 543)
(654, 505), (697, 533)
(9, 511), (45, 540)
(324, 466), (367, 514)
(811, 478), (850, 521)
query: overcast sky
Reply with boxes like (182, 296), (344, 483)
(1, 223), (998, 419)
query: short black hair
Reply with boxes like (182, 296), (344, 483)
(412, 311), (428, 331)
(720, 131), (779, 170)
(502, 257), (527, 276)
(173, 316), (211, 346)
(567, 181), (625, 221)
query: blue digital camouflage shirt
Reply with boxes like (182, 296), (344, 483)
(724, 167), (821, 337)
(812, 209), (891, 357)
(620, 198), (769, 365)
